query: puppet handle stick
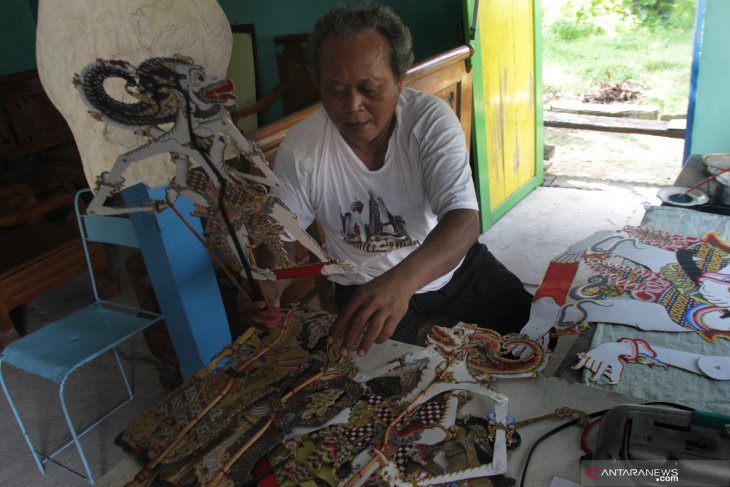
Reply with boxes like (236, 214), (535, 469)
(168, 199), (252, 301)
(208, 417), (274, 487)
(684, 166), (730, 194)
(209, 369), (327, 487)
(343, 356), (459, 487)
(127, 312), (292, 486)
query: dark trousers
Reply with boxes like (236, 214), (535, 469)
(334, 242), (533, 345)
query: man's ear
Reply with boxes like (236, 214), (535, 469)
(397, 74), (405, 93)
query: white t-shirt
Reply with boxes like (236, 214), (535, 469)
(272, 88), (479, 291)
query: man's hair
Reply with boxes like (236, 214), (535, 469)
(306, 3), (414, 84)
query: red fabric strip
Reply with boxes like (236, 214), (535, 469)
(534, 261), (579, 306)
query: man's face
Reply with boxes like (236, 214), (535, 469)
(318, 30), (403, 151)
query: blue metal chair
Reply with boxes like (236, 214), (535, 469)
(0, 188), (164, 484)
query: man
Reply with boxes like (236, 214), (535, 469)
(264, 4), (532, 357)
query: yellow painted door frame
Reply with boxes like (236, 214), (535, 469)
(465, 0), (544, 230)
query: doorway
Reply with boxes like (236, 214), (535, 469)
(541, 0), (695, 187)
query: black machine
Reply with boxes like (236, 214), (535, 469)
(590, 404), (730, 486)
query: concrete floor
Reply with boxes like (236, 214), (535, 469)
(0, 174), (664, 486)
(482, 174), (662, 290)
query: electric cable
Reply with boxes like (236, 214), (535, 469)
(518, 408), (610, 487)
(580, 416), (603, 454)
(518, 401), (696, 487)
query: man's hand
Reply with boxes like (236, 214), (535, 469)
(328, 209), (480, 356)
(329, 270), (417, 357)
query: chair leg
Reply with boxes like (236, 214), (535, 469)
(55, 349), (136, 484)
(113, 347), (134, 400)
(1, 351), (136, 484)
(0, 360), (47, 476)
(59, 379), (95, 484)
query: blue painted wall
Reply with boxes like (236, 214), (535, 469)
(686, 0), (730, 156)
(0, 1), (463, 122)
(218, 0), (463, 122)
(0, 0), (37, 76)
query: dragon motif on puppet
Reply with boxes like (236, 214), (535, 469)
(73, 55), (355, 280)
(427, 324), (548, 379)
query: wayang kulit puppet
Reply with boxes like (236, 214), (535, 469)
(73, 56), (355, 288)
(116, 315), (547, 486)
(519, 225), (730, 384)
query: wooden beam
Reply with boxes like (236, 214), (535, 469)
(544, 111), (685, 139)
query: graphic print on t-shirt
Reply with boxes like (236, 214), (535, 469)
(341, 191), (420, 254)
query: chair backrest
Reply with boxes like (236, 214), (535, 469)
(74, 189), (139, 302)
(0, 70), (75, 164)
(274, 33), (320, 115)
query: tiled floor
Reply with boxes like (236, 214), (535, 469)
(0, 174), (665, 486)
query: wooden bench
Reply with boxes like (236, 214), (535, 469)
(248, 44), (474, 161)
(543, 111), (685, 139)
(0, 70), (102, 349)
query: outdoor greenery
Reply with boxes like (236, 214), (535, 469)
(542, 0), (695, 116)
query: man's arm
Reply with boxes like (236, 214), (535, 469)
(328, 208), (480, 356)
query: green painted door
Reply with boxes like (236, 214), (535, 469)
(465, 0), (543, 230)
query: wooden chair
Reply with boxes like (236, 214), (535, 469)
(230, 33), (318, 131)
(245, 44), (474, 161)
(0, 189), (163, 484)
(273, 33), (320, 114)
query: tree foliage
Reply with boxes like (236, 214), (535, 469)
(627, 0), (695, 27)
(550, 0), (695, 40)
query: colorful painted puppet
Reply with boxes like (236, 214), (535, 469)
(517, 225), (730, 384)
(117, 314), (546, 486)
(574, 336), (730, 383)
(266, 323), (548, 487)
(74, 56), (355, 281)
(118, 308), (353, 486)
(521, 226), (730, 344)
